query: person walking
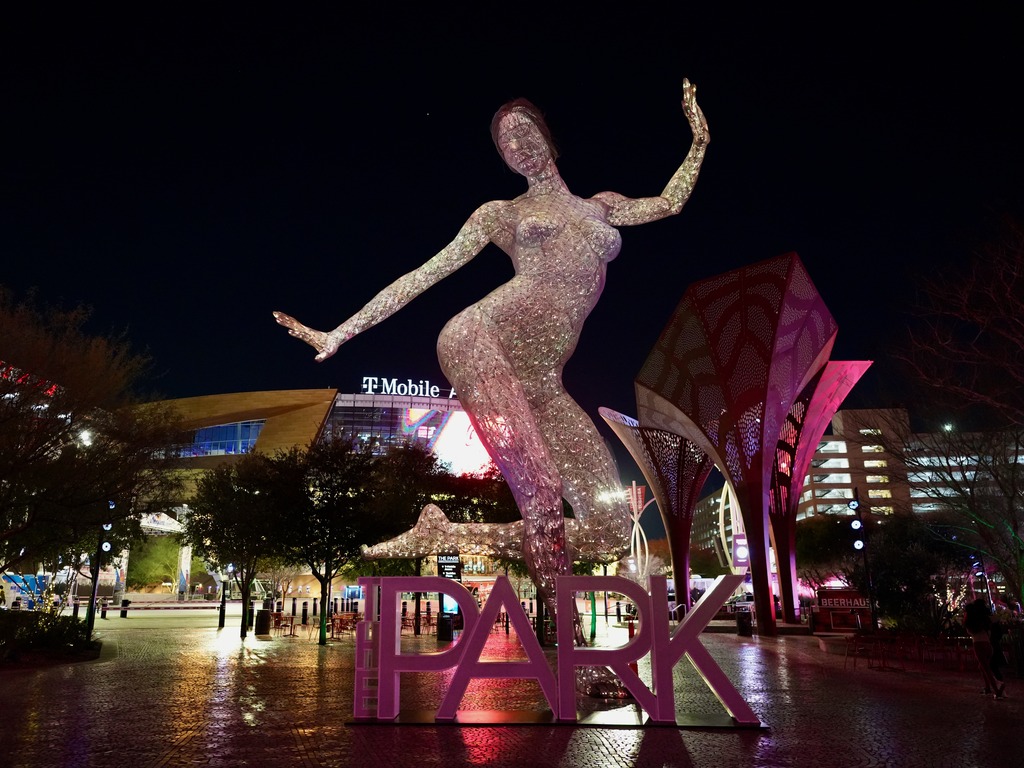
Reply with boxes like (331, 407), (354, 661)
(964, 598), (1005, 699)
(990, 616), (1008, 690)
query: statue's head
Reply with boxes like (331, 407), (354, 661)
(491, 98), (559, 176)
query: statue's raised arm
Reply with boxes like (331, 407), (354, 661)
(594, 78), (710, 227)
(273, 204), (498, 361)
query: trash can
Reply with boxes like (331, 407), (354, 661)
(255, 609), (272, 635)
(119, 599), (131, 619)
(437, 613), (454, 642)
(735, 609), (753, 637)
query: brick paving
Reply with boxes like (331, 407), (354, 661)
(0, 608), (1021, 768)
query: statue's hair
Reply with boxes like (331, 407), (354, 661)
(490, 98), (559, 161)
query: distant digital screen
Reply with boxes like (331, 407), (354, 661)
(403, 408), (495, 476)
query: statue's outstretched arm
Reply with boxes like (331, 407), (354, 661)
(274, 202), (500, 361)
(595, 78), (710, 227)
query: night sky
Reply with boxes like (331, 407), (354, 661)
(4, 7), (1022, 484)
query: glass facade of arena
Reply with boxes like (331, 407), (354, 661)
(182, 420), (266, 457)
(323, 393), (464, 453)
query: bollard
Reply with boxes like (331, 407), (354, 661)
(437, 613), (454, 642)
(627, 618), (638, 673)
(120, 599), (130, 619)
(248, 601), (255, 629)
(302, 601), (309, 625)
(521, 601), (527, 614)
(73, 599), (81, 619)
(276, 600), (282, 613)
(402, 600), (408, 617)
(312, 597), (317, 616)
(352, 600), (359, 616)
(333, 597), (339, 615)
(292, 597), (298, 616)
(616, 600), (622, 622)
(529, 599), (534, 614)
(100, 599), (108, 620)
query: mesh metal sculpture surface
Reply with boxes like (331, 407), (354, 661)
(275, 81), (709, 638)
(600, 407), (715, 614)
(622, 252), (869, 634)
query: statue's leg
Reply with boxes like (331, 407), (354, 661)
(533, 391), (631, 560)
(533, 390), (635, 697)
(438, 310), (581, 642)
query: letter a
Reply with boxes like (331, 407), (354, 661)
(436, 576), (559, 720)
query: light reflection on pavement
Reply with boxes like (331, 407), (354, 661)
(0, 610), (1020, 768)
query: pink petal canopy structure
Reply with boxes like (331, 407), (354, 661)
(607, 252), (870, 635)
(599, 407), (714, 614)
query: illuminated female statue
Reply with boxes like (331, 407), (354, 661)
(275, 80), (708, 637)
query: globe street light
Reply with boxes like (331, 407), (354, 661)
(848, 490), (877, 630)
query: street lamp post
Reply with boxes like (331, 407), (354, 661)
(85, 512), (114, 638)
(849, 489), (877, 631)
(218, 564), (233, 629)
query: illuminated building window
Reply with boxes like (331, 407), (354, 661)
(864, 459), (887, 468)
(861, 445), (885, 453)
(859, 428), (882, 436)
(874, 506), (895, 515)
(812, 457), (849, 468)
(817, 440), (848, 454)
(868, 489), (892, 499)
(812, 473), (852, 484)
(819, 503), (851, 515)
(814, 488), (853, 500)
(185, 420), (265, 457)
(866, 475), (889, 483)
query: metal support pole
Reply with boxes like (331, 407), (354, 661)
(85, 534), (103, 637)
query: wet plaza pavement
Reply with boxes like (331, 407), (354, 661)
(0, 609), (1021, 768)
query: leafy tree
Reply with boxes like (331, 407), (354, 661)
(846, 513), (970, 633)
(281, 439), (516, 642)
(0, 288), (183, 575)
(686, 541), (728, 580)
(180, 451), (285, 638)
(365, 441), (450, 525)
(277, 438), (390, 644)
(438, 467), (521, 525)
(126, 535), (207, 592)
(795, 509), (971, 632)
(795, 514), (858, 591)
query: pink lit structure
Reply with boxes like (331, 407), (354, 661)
(605, 253), (870, 635)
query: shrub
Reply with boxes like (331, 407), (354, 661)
(0, 611), (94, 663)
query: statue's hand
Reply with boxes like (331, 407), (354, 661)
(273, 311), (342, 362)
(682, 78), (709, 149)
